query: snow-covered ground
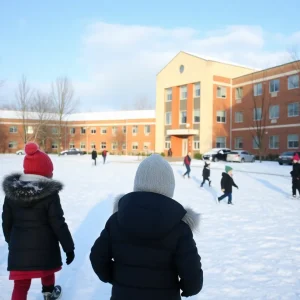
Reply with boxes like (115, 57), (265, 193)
(1, 154), (300, 300)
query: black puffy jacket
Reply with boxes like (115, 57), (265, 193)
(221, 172), (238, 193)
(2, 174), (74, 271)
(291, 163), (300, 179)
(202, 163), (210, 179)
(90, 192), (203, 300)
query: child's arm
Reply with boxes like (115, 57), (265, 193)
(2, 197), (13, 243)
(90, 220), (113, 284)
(232, 179), (239, 189)
(175, 223), (203, 297)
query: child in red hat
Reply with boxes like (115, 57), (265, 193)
(2, 143), (75, 300)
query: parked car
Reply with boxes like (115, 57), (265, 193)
(278, 151), (300, 165)
(202, 148), (231, 162)
(60, 148), (86, 156)
(16, 150), (25, 155)
(226, 150), (255, 163)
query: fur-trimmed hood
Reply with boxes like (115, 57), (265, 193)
(2, 173), (63, 207)
(113, 192), (200, 234)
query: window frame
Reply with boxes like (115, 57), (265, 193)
(180, 85), (187, 100)
(269, 79), (280, 93)
(216, 110), (226, 123)
(80, 142), (86, 149)
(216, 137), (226, 148)
(288, 74), (299, 90)
(101, 142), (107, 149)
(8, 141), (17, 149)
(193, 140), (200, 150)
(252, 136), (259, 149)
(144, 125), (151, 135)
(193, 109), (200, 124)
(132, 142), (139, 150)
(253, 108), (262, 121)
(217, 86), (227, 99)
(234, 137), (243, 149)
(235, 111), (243, 123)
(132, 125), (138, 135)
(166, 88), (172, 101)
(180, 110), (187, 124)
(254, 83), (263, 96)
(165, 141), (171, 149)
(194, 82), (200, 97)
(101, 127), (107, 135)
(287, 134), (299, 149)
(70, 128), (76, 135)
(165, 112), (172, 125)
(235, 87), (243, 100)
(269, 105), (280, 119)
(269, 135), (279, 149)
(9, 126), (18, 133)
(91, 128), (97, 134)
(288, 102), (299, 117)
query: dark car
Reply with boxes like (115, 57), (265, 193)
(202, 148), (231, 162)
(60, 148), (86, 156)
(278, 151), (300, 165)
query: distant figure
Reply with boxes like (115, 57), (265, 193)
(92, 148), (98, 166)
(201, 161), (211, 187)
(217, 166), (239, 205)
(102, 149), (108, 164)
(183, 152), (192, 179)
(168, 148), (173, 157)
(291, 153), (300, 198)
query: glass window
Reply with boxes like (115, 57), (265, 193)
(288, 103), (299, 117)
(8, 141), (17, 149)
(253, 108), (262, 120)
(69, 143), (75, 149)
(193, 109), (200, 123)
(122, 143), (126, 150)
(112, 142), (118, 150)
(166, 88), (172, 101)
(235, 112), (243, 123)
(254, 83), (262, 96)
(270, 79), (280, 93)
(180, 85), (187, 100)
(80, 127), (86, 134)
(269, 105), (279, 119)
(144, 125), (151, 135)
(101, 142), (106, 149)
(122, 126), (127, 134)
(101, 127), (107, 134)
(236, 87), (243, 100)
(269, 136), (279, 149)
(217, 111), (226, 123)
(91, 143), (96, 149)
(288, 74), (299, 90)
(51, 143), (58, 149)
(193, 141), (200, 150)
(112, 126), (117, 135)
(235, 137), (243, 149)
(288, 134), (299, 149)
(80, 142), (86, 149)
(9, 126), (18, 133)
(165, 141), (171, 149)
(26, 126), (34, 134)
(52, 127), (58, 135)
(132, 142), (138, 150)
(91, 128), (96, 134)
(217, 86), (227, 98)
(143, 142), (150, 150)
(70, 128), (76, 134)
(180, 111), (187, 124)
(165, 112), (172, 125)
(132, 125), (138, 135)
(252, 136), (259, 149)
(216, 137), (226, 148)
(194, 82), (200, 97)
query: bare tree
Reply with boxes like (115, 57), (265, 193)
(14, 75), (34, 144)
(51, 77), (77, 154)
(112, 127), (126, 154)
(0, 124), (8, 153)
(132, 96), (154, 110)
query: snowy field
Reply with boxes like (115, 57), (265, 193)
(1, 154), (300, 300)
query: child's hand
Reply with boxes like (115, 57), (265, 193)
(222, 189), (225, 192)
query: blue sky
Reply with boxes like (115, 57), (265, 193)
(0, 0), (299, 110)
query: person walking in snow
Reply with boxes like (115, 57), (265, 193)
(201, 161), (211, 187)
(90, 154), (203, 300)
(183, 152), (192, 178)
(102, 149), (108, 164)
(290, 153), (300, 198)
(1, 143), (75, 300)
(217, 166), (239, 205)
(92, 148), (98, 166)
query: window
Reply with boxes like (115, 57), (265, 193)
(112, 126), (117, 136)
(143, 142), (150, 150)
(80, 142), (86, 149)
(70, 128), (75, 135)
(253, 108), (262, 120)
(235, 137), (243, 149)
(180, 111), (187, 124)
(235, 112), (243, 123)
(193, 109), (200, 123)
(180, 85), (187, 100)
(26, 126), (33, 134)
(144, 125), (151, 135)
(165, 112), (172, 125)
(112, 142), (118, 150)
(216, 111), (226, 123)
(166, 88), (172, 101)
(122, 143), (126, 150)
(252, 136), (259, 149)
(9, 126), (18, 133)
(254, 83), (262, 96)
(269, 105), (279, 119)
(216, 137), (226, 148)
(132, 142), (138, 150)
(52, 127), (58, 135)
(288, 74), (299, 90)
(194, 82), (200, 97)
(217, 86), (227, 98)
(122, 126), (127, 134)
(101, 142), (106, 149)
(91, 143), (96, 149)
(8, 141), (17, 149)
(288, 134), (299, 149)
(235, 87), (243, 100)
(91, 128), (96, 134)
(288, 103), (299, 117)
(80, 127), (86, 134)
(69, 143), (75, 149)
(193, 141), (200, 150)
(270, 79), (280, 93)
(165, 141), (171, 149)
(52, 143), (58, 149)
(101, 127), (107, 134)
(132, 125), (138, 135)
(269, 136), (279, 149)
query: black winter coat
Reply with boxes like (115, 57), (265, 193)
(92, 150), (98, 160)
(221, 172), (238, 193)
(90, 192), (203, 300)
(2, 174), (74, 271)
(202, 163), (210, 179)
(291, 163), (300, 180)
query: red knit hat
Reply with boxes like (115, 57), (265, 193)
(293, 153), (300, 161)
(23, 143), (54, 177)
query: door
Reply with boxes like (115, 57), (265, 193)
(182, 139), (188, 156)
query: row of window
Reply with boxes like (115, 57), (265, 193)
(166, 83), (201, 101)
(165, 110), (200, 125)
(164, 140), (200, 150)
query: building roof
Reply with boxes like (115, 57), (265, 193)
(0, 109), (156, 121)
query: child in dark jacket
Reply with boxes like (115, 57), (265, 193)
(201, 161), (211, 187)
(2, 143), (75, 300)
(90, 154), (203, 300)
(291, 157), (300, 198)
(217, 166), (239, 205)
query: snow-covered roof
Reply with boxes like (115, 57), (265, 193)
(0, 109), (156, 121)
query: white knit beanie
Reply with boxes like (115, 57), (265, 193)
(133, 154), (175, 198)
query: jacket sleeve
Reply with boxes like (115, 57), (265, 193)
(175, 223), (203, 297)
(232, 179), (238, 188)
(90, 220), (113, 284)
(48, 194), (74, 253)
(2, 197), (13, 243)
(220, 177), (225, 190)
